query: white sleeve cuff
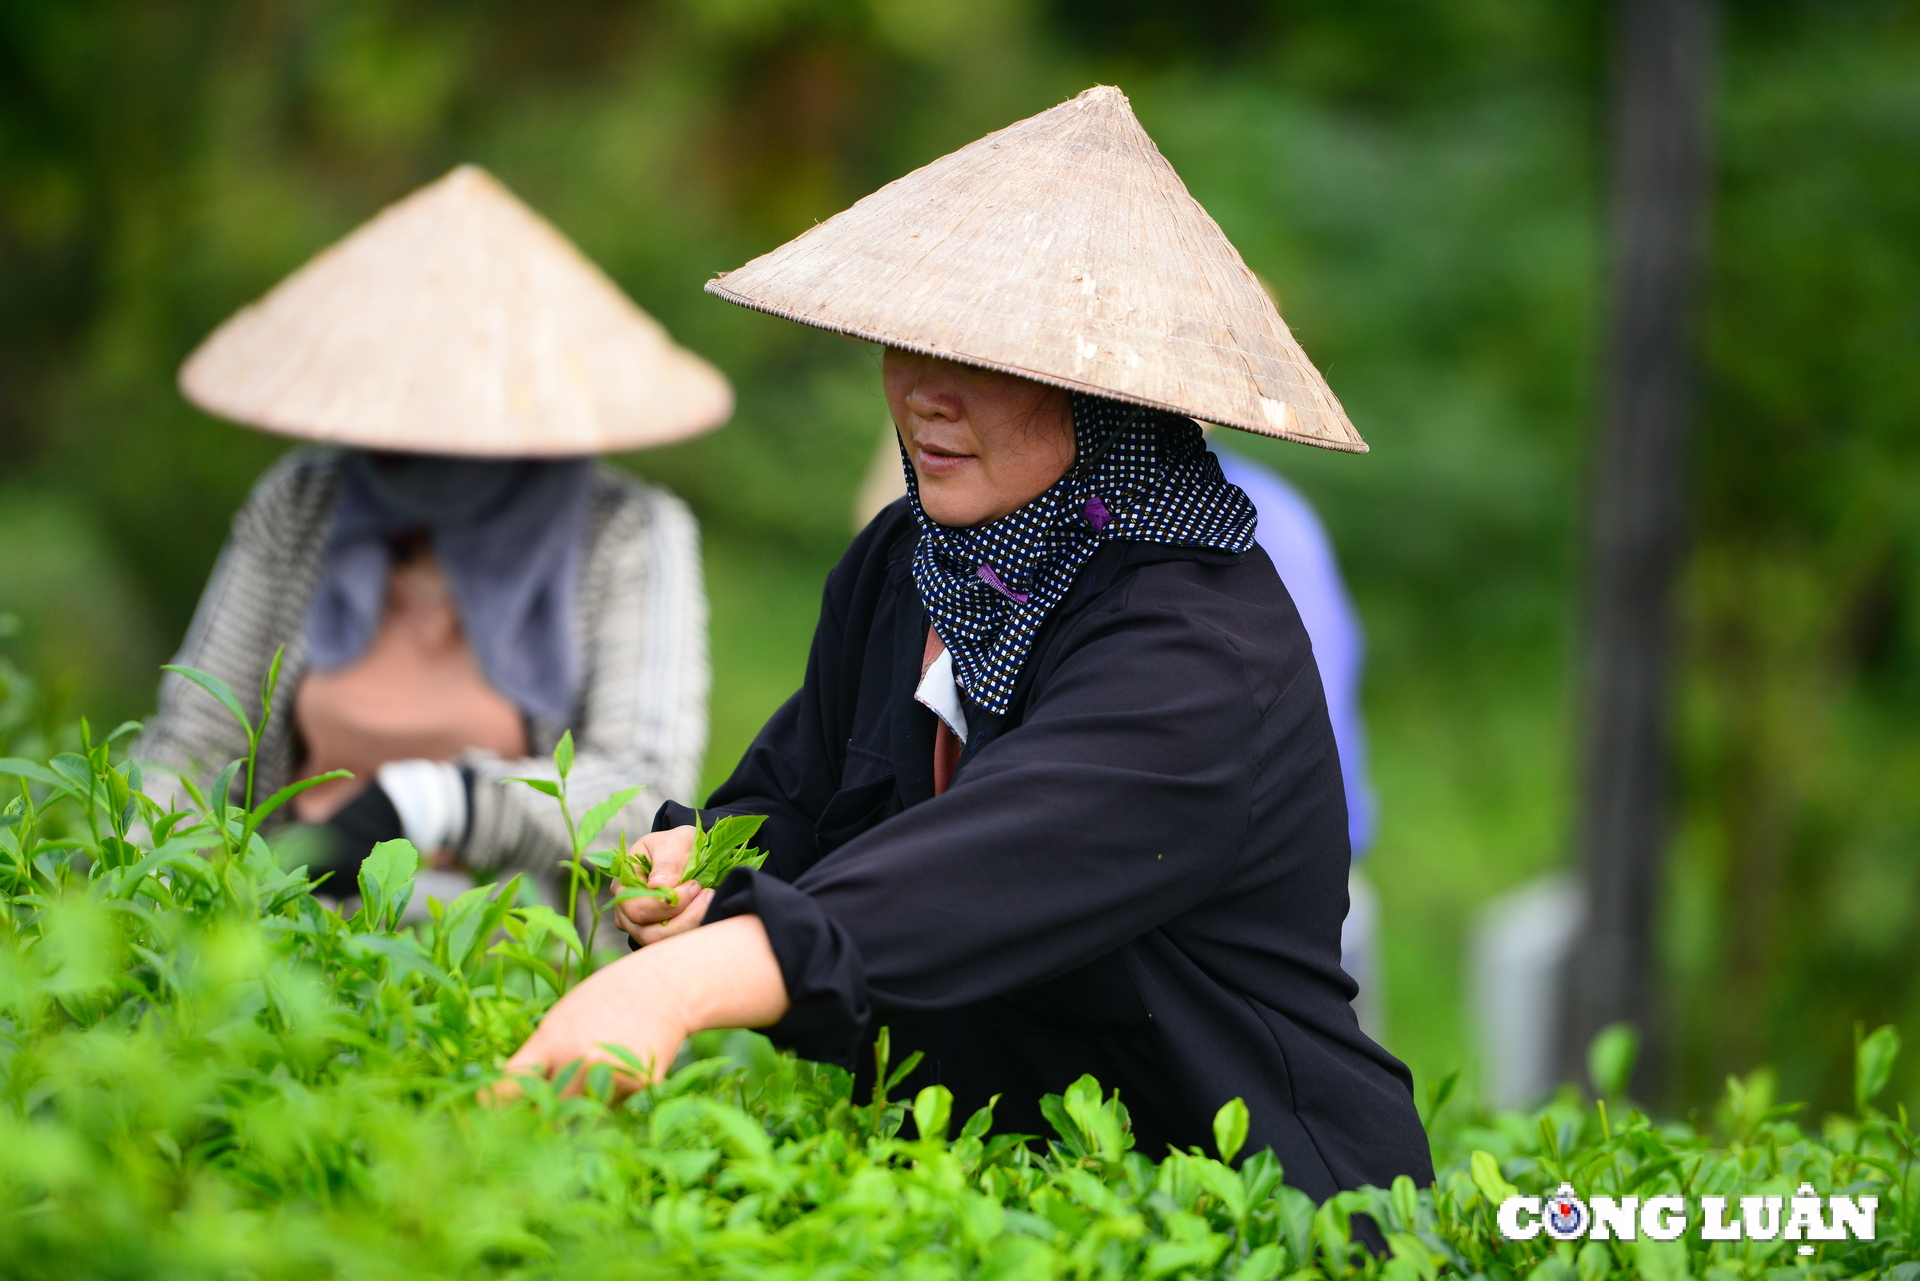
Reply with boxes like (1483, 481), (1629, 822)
(376, 759), (469, 854)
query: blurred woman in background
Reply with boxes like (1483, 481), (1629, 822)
(136, 166), (729, 901)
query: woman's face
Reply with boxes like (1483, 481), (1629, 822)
(882, 349), (1074, 528)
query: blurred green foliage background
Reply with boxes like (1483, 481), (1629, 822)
(1, 0), (1916, 1115)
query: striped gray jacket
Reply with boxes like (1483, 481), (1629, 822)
(133, 450), (709, 881)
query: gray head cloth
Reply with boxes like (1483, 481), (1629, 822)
(303, 454), (594, 725)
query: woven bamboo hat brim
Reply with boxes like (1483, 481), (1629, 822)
(180, 165), (733, 456)
(707, 86), (1362, 452)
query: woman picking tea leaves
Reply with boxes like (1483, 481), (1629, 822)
(139, 167), (724, 907)
(510, 88), (1431, 1199)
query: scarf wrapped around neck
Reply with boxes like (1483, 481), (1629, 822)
(907, 393), (1258, 715)
(303, 453), (594, 725)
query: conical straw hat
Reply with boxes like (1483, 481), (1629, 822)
(181, 165), (733, 456)
(707, 86), (1363, 452)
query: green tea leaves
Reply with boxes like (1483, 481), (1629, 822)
(161, 663), (250, 735)
(577, 784), (645, 852)
(514, 903), (584, 959)
(1212, 1096), (1249, 1163)
(684, 812), (769, 889)
(1855, 1023), (1901, 1112)
(608, 811), (769, 897)
(913, 1084), (953, 1143)
(1043, 1074), (1132, 1164)
(1470, 1149), (1519, 1205)
(0, 727), (1915, 1278)
(0, 757), (73, 797)
(1587, 1022), (1639, 1100)
(356, 838), (419, 932)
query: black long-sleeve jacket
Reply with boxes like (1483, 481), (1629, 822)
(671, 499), (1432, 1197)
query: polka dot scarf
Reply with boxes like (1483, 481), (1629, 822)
(907, 393), (1258, 715)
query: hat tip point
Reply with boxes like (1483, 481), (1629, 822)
(444, 162), (495, 187)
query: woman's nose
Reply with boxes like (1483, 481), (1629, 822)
(903, 371), (963, 423)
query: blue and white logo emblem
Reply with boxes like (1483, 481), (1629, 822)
(1544, 1185), (1588, 1241)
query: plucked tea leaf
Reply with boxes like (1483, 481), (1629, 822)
(684, 812), (770, 888)
(610, 885), (676, 905)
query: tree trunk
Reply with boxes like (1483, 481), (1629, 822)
(1563, 0), (1715, 1097)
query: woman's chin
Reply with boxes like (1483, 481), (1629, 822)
(923, 504), (988, 528)
(917, 482), (991, 528)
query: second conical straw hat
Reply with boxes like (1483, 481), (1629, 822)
(181, 165), (733, 456)
(708, 86), (1362, 452)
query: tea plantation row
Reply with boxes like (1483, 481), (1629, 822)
(0, 671), (1912, 1279)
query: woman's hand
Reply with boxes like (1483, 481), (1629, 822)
(500, 946), (695, 1096)
(497, 915), (790, 1100)
(615, 825), (713, 945)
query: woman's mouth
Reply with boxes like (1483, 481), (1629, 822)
(916, 444), (974, 476)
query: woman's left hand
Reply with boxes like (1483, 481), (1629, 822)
(615, 826), (712, 946)
(617, 886), (714, 946)
(500, 948), (693, 1096)
(495, 915), (790, 1101)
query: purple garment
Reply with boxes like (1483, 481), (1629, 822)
(1212, 447), (1377, 858)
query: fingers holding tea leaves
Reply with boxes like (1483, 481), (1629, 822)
(614, 883), (705, 941)
(606, 815), (770, 946)
(612, 825), (692, 891)
(681, 813), (770, 888)
(632, 886), (713, 945)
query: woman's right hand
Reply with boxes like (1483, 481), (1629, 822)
(615, 825), (713, 946)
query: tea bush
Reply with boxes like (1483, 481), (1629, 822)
(0, 666), (1913, 1279)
